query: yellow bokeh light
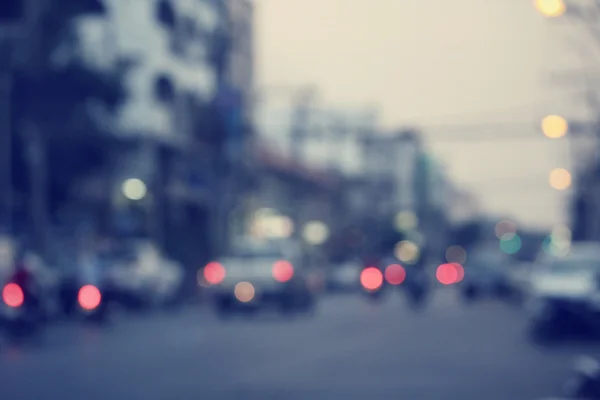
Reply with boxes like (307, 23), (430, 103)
(121, 178), (147, 200)
(535, 0), (566, 18)
(541, 115), (568, 139)
(549, 168), (572, 190)
(234, 282), (255, 303)
(394, 211), (418, 232)
(394, 240), (420, 264)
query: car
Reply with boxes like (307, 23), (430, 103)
(459, 245), (512, 300)
(505, 261), (532, 304)
(203, 243), (316, 317)
(104, 240), (184, 310)
(326, 260), (362, 293)
(525, 242), (600, 342)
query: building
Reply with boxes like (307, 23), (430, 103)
(360, 128), (453, 262)
(223, 0), (254, 120)
(71, 0), (234, 269)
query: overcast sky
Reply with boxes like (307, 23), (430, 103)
(253, 0), (596, 230)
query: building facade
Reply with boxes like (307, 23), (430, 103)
(72, 0), (234, 269)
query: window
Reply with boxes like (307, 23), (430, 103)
(153, 74), (175, 103)
(0, 0), (23, 22)
(156, 0), (176, 30)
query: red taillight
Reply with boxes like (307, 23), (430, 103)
(360, 267), (383, 291)
(385, 264), (406, 285)
(204, 262), (226, 285)
(272, 260), (294, 282)
(78, 285), (102, 311)
(453, 263), (465, 283)
(2, 283), (24, 308)
(436, 263), (459, 285)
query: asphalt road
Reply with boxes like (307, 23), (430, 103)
(0, 287), (597, 400)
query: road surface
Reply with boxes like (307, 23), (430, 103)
(0, 287), (596, 399)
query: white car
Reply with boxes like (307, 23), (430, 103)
(106, 241), (184, 309)
(526, 242), (600, 342)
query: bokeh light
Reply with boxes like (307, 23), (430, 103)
(500, 233), (522, 254)
(78, 285), (102, 311)
(204, 262), (226, 285)
(360, 267), (384, 291)
(384, 264), (406, 285)
(543, 225), (572, 256)
(234, 282), (255, 303)
(549, 168), (572, 190)
(272, 260), (294, 282)
(394, 240), (420, 264)
(452, 263), (465, 283)
(394, 211), (418, 232)
(436, 263), (458, 285)
(2, 283), (24, 308)
(495, 220), (517, 239)
(121, 178), (147, 200)
(445, 245), (467, 264)
(535, 0), (566, 18)
(302, 221), (329, 245)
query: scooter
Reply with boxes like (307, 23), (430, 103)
(59, 277), (113, 325)
(0, 282), (46, 344)
(359, 266), (387, 303)
(404, 275), (430, 311)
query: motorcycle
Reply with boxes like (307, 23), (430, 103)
(404, 272), (430, 310)
(0, 281), (46, 344)
(360, 266), (387, 302)
(59, 275), (113, 325)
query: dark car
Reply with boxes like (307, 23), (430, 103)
(204, 246), (316, 317)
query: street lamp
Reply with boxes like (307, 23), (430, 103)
(121, 178), (147, 201)
(549, 168), (572, 190)
(535, 0), (566, 18)
(302, 221), (329, 245)
(541, 114), (568, 138)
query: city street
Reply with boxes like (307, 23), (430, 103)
(0, 287), (594, 400)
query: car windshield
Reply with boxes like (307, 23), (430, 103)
(541, 258), (600, 274)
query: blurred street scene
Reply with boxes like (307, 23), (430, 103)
(3, 0), (600, 399)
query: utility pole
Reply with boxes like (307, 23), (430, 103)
(23, 121), (47, 254)
(22, 0), (49, 255)
(0, 5), (24, 238)
(289, 87), (315, 163)
(0, 42), (13, 236)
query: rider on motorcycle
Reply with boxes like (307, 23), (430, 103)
(10, 248), (43, 315)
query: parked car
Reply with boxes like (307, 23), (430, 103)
(460, 245), (512, 301)
(525, 242), (600, 343)
(105, 241), (184, 310)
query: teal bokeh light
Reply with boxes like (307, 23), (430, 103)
(500, 233), (521, 254)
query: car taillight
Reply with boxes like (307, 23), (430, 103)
(2, 283), (24, 308)
(385, 264), (406, 285)
(272, 260), (294, 282)
(78, 285), (102, 311)
(360, 267), (383, 291)
(204, 262), (226, 285)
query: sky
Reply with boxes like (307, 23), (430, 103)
(253, 0), (597, 230)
